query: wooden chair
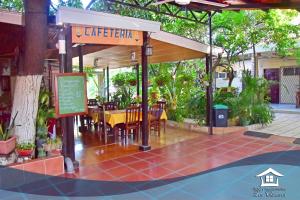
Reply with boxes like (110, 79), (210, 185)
(88, 99), (98, 106)
(122, 106), (141, 142)
(103, 102), (118, 111)
(98, 106), (107, 143)
(157, 100), (167, 133)
(149, 104), (163, 136)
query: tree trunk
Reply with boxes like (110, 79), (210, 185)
(10, 0), (48, 143)
(252, 44), (257, 77)
(11, 75), (42, 143)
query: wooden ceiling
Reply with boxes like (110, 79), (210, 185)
(72, 38), (206, 69)
(162, 0), (300, 11)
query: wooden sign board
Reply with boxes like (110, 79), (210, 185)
(72, 25), (143, 46)
(54, 73), (88, 118)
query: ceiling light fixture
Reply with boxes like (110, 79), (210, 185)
(175, 0), (191, 5)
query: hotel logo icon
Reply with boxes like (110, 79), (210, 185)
(256, 168), (284, 187)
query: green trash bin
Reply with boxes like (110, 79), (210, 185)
(213, 104), (228, 127)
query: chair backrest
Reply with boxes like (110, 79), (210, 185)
(88, 99), (98, 106)
(149, 104), (163, 121)
(157, 100), (167, 110)
(125, 106), (141, 126)
(104, 102), (118, 111)
(98, 105), (107, 134)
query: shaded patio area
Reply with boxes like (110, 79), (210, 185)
(74, 127), (201, 166)
(3, 129), (299, 200)
(67, 128), (299, 183)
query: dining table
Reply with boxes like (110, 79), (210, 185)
(87, 106), (168, 128)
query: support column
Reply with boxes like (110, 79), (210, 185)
(78, 45), (84, 130)
(139, 32), (151, 151)
(62, 25), (76, 166)
(106, 66), (109, 102)
(205, 55), (210, 126)
(136, 64), (140, 96)
(208, 12), (213, 135)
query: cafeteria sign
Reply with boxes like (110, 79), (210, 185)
(72, 25), (143, 46)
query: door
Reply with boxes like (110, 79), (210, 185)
(264, 69), (280, 104)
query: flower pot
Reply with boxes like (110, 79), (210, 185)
(48, 149), (62, 156)
(16, 149), (33, 157)
(0, 136), (16, 155)
(129, 80), (137, 86)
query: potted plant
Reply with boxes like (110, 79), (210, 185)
(44, 137), (62, 156)
(16, 142), (35, 157)
(127, 73), (137, 86)
(132, 95), (142, 105)
(0, 113), (18, 155)
(36, 88), (55, 157)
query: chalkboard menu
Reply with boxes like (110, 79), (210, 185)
(54, 73), (88, 118)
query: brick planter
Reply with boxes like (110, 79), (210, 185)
(0, 136), (16, 155)
(9, 155), (64, 176)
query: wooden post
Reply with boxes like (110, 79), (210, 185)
(78, 45), (84, 129)
(106, 66), (109, 102)
(136, 64), (140, 96)
(139, 32), (151, 151)
(205, 55), (210, 126)
(63, 25), (76, 164)
(208, 12), (213, 135)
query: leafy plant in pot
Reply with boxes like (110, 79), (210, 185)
(0, 112), (18, 155)
(36, 88), (55, 158)
(16, 142), (35, 157)
(44, 137), (62, 156)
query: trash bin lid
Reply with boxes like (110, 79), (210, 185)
(213, 104), (228, 109)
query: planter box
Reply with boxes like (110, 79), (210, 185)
(16, 149), (34, 157)
(0, 136), (16, 155)
(166, 119), (246, 135)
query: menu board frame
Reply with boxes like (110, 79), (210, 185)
(54, 72), (88, 118)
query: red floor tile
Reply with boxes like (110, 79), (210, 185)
(96, 160), (121, 170)
(113, 155), (141, 164)
(75, 165), (100, 177)
(141, 166), (173, 179)
(84, 171), (115, 181)
(106, 166), (136, 178)
(161, 160), (191, 171)
(120, 172), (152, 182)
(127, 160), (155, 170)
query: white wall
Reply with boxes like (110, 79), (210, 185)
(215, 56), (299, 104)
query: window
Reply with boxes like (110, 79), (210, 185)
(283, 67), (295, 76)
(296, 67), (300, 75)
(266, 175), (274, 183)
(218, 72), (227, 79)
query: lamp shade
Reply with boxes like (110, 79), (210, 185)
(175, 0), (191, 5)
(145, 45), (153, 56)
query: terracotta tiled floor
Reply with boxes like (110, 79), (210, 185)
(65, 127), (300, 182)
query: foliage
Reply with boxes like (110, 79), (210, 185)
(57, 0), (83, 8)
(227, 73), (274, 126)
(111, 71), (136, 109)
(149, 61), (201, 121)
(36, 88), (55, 139)
(132, 95), (142, 104)
(0, 0), (23, 11)
(213, 10), (300, 83)
(16, 142), (35, 150)
(0, 112), (18, 141)
(45, 137), (62, 151)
